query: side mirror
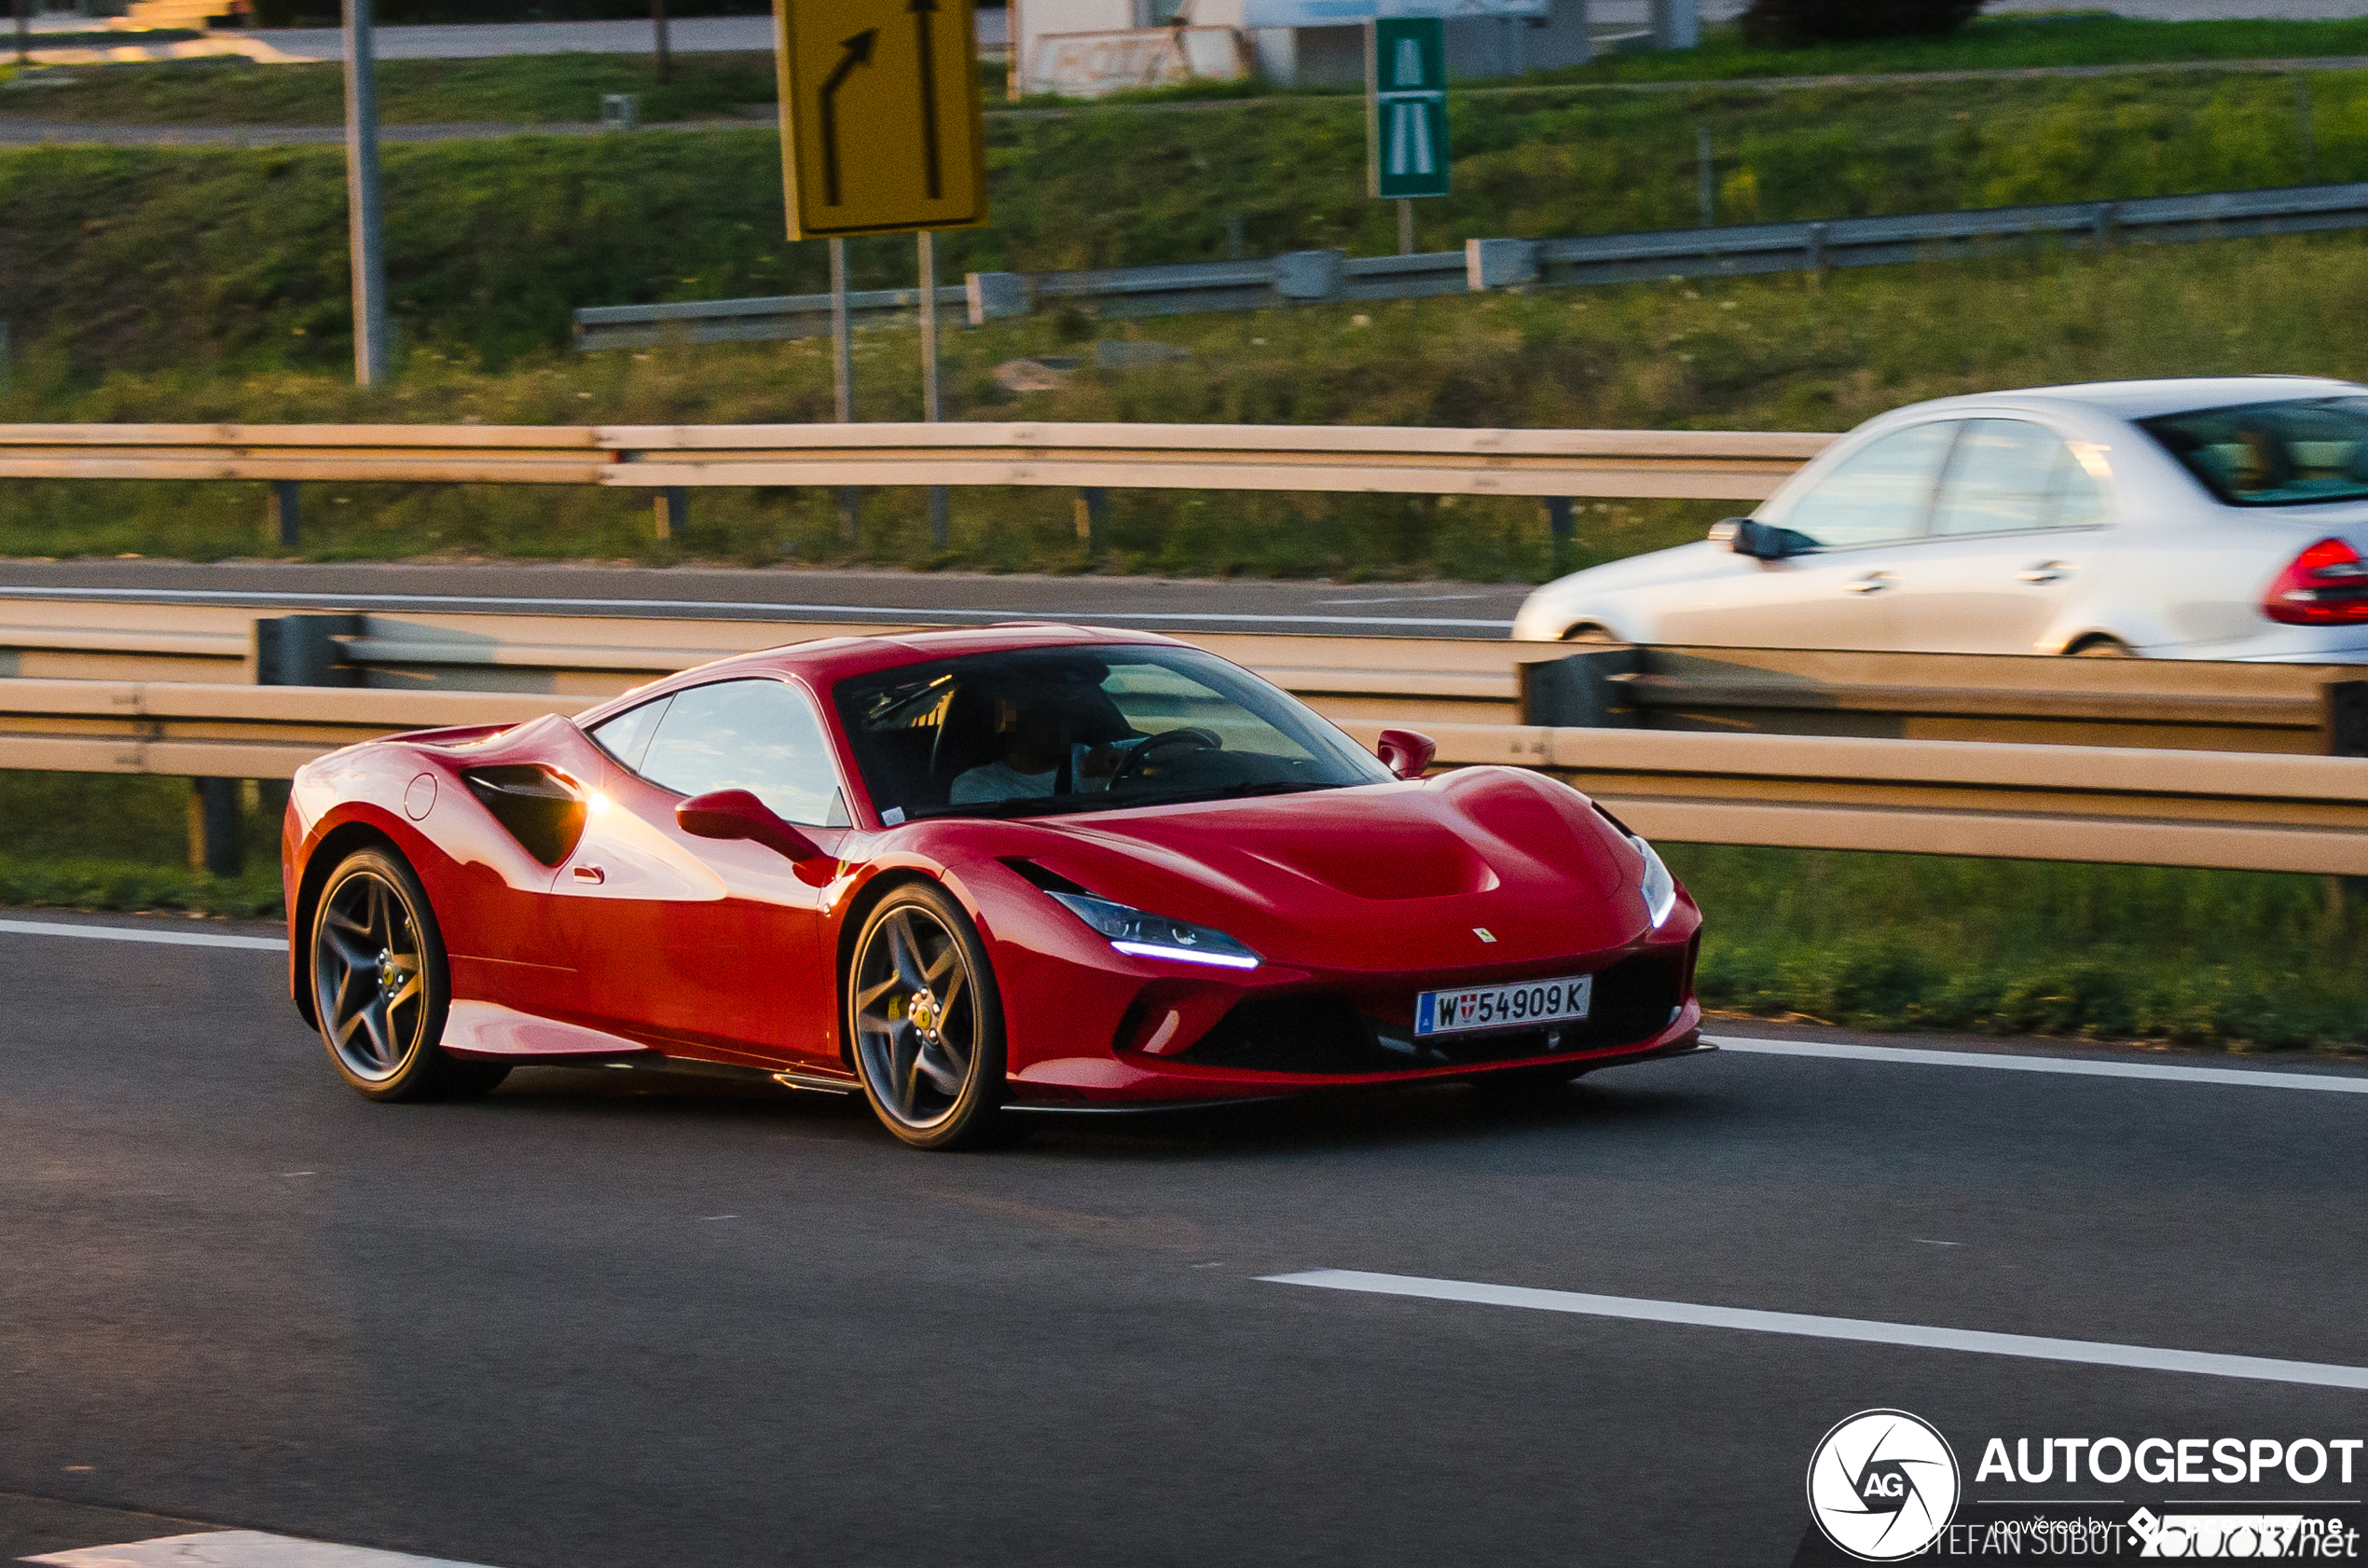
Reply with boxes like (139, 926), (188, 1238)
(677, 789), (826, 864)
(1729, 518), (1818, 560)
(1377, 728), (1437, 781)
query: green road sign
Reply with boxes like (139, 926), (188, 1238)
(1368, 17), (1449, 200)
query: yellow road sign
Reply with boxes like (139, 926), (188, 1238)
(774, 0), (989, 240)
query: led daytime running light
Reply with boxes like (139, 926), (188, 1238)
(1631, 832), (1678, 928)
(1047, 890), (1262, 970)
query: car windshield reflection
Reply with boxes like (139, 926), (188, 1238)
(833, 645), (1393, 823)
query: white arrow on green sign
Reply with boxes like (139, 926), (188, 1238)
(1368, 17), (1450, 200)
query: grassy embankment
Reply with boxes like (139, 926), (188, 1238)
(11, 14), (2368, 123)
(7, 68), (2368, 574)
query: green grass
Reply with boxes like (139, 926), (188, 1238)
(13, 13), (2368, 130)
(1671, 846), (2368, 1052)
(6, 231), (2368, 577)
(1562, 12), (2368, 84)
(0, 772), (285, 918)
(0, 50), (779, 126)
(9, 66), (2368, 381)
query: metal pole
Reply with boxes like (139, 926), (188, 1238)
(1544, 496), (1575, 576)
(920, 230), (949, 550)
(2298, 76), (2319, 184)
(831, 236), (859, 543)
(343, 0), (389, 387)
(269, 480), (300, 549)
(1696, 125), (1714, 228)
(653, 0), (671, 84)
(1397, 198), (1414, 256)
(13, 0), (28, 68)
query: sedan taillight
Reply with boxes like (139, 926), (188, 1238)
(2263, 538), (2368, 626)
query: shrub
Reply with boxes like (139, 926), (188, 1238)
(1740, 0), (1986, 48)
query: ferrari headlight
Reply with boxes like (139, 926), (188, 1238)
(1631, 833), (1677, 928)
(1047, 891), (1261, 970)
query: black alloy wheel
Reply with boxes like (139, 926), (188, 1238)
(847, 883), (1009, 1150)
(310, 847), (507, 1102)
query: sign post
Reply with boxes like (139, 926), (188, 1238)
(1369, 15), (1449, 254)
(775, 0), (989, 548)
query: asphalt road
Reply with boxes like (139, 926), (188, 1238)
(4, 912), (2364, 1568)
(0, 559), (1529, 639)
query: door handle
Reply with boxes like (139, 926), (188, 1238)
(2019, 561), (2072, 584)
(571, 864), (606, 884)
(1844, 571), (1896, 595)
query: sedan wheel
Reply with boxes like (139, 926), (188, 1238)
(310, 847), (506, 1102)
(847, 884), (1008, 1150)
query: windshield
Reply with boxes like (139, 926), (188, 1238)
(833, 644), (1393, 823)
(2140, 396), (2368, 507)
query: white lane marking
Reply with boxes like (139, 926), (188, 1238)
(1706, 1034), (2368, 1093)
(27, 1531), (503, 1568)
(1260, 1271), (2368, 1391)
(0, 918), (288, 952)
(0, 585), (1514, 629)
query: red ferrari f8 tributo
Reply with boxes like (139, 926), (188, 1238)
(282, 624), (1703, 1148)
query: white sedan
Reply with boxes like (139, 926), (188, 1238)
(1511, 377), (2368, 661)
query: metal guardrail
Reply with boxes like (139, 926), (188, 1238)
(0, 422), (1830, 502)
(0, 598), (1531, 726)
(4, 677), (2360, 875)
(7, 598), (2365, 754)
(573, 182), (2368, 348)
(1521, 645), (2368, 756)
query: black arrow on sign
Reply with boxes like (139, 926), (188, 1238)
(909, 0), (943, 199)
(819, 27), (877, 207)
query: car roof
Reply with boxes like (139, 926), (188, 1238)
(1879, 376), (2367, 425)
(572, 622), (1191, 725)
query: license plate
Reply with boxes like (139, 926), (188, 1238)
(1415, 973), (1593, 1038)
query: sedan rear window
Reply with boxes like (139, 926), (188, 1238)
(2140, 396), (2368, 506)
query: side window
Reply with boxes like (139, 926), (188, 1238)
(1931, 419), (2112, 537)
(1779, 422), (1958, 549)
(634, 680), (851, 828)
(586, 695), (670, 771)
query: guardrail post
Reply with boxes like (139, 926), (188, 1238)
(189, 779), (243, 879)
(1074, 487), (1107, 548)
(1273, 251), (1347, 306)
(966, 271), (1031, 324)
(1519, 647), (1644, 729)
(2093, 201), (2119, 252)
(268, 480), (301, 549)
(256, 614), (363, 688)
(2328, 681), (2368, 757)
(654, 487), (688, 543)
(1543, 496), (1575, 575)
(1805, 222), (1828, 284)
(1466, 239), (1541, 292)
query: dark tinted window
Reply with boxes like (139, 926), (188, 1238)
(2141, 397), (2368, 506)
(625, 679), (849, 827)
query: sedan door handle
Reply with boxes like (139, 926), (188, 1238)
(2019, 560), (2072, 584)
(1843, 571), (1896, 595)
(571, 864), (606, 884)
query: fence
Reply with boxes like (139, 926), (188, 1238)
(4, 675), (2363, 876)
(572, 181), (2368, 350)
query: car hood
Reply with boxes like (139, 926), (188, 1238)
(999, 768), (1655, 971)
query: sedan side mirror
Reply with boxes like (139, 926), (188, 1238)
(1377, 729), (1437, 781)
(1728, 518), (1818, 560)
(677, 789), (826, 864)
